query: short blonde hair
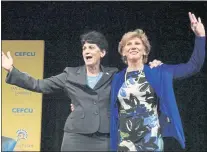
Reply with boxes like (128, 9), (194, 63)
(118, 29), (151, 64)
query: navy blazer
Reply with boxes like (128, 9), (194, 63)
(110, 36), (206, 151)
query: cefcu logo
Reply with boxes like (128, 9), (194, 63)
(17, 129), (28, 141)
(12, 108), (33, 114)
(15, 52), (36, 57)
(15, 129), (34, 149)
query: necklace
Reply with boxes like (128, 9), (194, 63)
(124, 68), (143, 87)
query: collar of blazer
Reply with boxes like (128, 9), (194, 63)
(74, 65), (114, 89)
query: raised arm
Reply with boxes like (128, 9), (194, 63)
(2, 51), (67, 94)
(162, 12), (206, 79)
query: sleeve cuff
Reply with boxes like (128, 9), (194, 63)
(5, 67), (19, 84)
(196, 36), (206, 39)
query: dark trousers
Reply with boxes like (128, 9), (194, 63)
(61, 132), (110, 151)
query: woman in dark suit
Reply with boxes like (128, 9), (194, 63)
(2, 31), (118, 151)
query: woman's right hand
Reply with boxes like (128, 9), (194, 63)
(2, 51), (13, 72)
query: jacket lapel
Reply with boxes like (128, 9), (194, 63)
(93, 65), (114, 90)
(112, 68), (126, 104)
(144, 64), (162, 98)
(75, 65), (87, 86)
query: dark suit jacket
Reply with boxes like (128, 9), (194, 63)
(6, 65), (118, 133)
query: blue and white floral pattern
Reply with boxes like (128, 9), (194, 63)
(117, 71), (163, 151)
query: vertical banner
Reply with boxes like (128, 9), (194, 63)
(2, 40), (45, 151)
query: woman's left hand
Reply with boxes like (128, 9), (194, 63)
(189, 12), (205, 37)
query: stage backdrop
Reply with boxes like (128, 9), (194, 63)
(2, 40), (44, 151)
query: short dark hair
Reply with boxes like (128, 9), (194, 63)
(80, 31), (108, 52)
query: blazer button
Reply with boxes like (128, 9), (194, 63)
(94, 111), (99, 115)
(93, 101), (97, 105)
